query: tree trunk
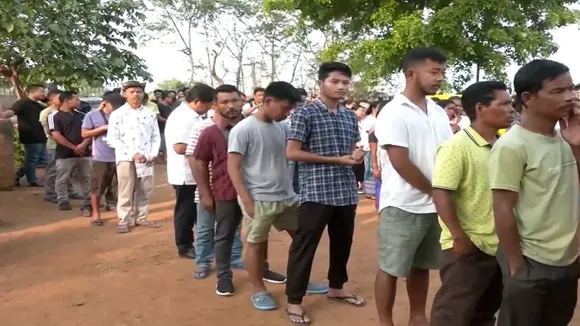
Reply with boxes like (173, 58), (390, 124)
(250, 63), (258, 89)
(1, 65), (24, 99)
(270, 41), (276, 81)
(188, 54), (196, 85)
(211, 50), (224, 85)
(475, 62), (480, 82)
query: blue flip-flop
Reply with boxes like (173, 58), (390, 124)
(251, 291), (278, 311)
(306, 281), (329, 295)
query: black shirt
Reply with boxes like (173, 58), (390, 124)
(157, 103), (172, 132)
(12, 98), (47, 144)
(50, 110), (90, 159)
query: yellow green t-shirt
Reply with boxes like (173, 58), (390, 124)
(488, 125), (580, 266)
(432, 127), (498, 256)
(144, 102), (160, 115)
(39, 106), (56, 150)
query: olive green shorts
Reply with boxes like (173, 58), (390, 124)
(239, 197), (298, 243)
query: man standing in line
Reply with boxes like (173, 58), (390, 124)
(228, 81), (328, 311)
(107, 81), (161, 234)
(81, 91), (126, 226)
(489, 59), (580, 326)
(430, 81), (513, 325)
(48, 91), (92, 213)
(13, 84), (48, 187)
(192, 85), (286, 296)
(242, 87), (265, 116)
(285, 62), (366, 325)
(186, 109), (245, 279)
(40, 90), (61, 203)
(165, 84), (214, 259)
(374, 48), (452, 326)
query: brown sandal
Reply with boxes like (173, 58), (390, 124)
(136, 220), (161, 228)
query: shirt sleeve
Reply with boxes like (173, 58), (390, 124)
(432, 140), (464, 190)
(47, 111), (57, 132)
(375, 109), (408, 148)
(488, 142), (525, 192)
(289, 108), (309, 143)
(353, 114), (361, 144)
(193, 128), (214, 162)
(81, 112), (94, 130)
(228, 125), (249, 155)
(172, 118), (194, 145)
(149, 115), (161, 158)
(186, 121), (210, 156)
(50, 113), (63, 133)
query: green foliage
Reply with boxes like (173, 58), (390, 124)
(270, 0), (580, 88)
(13, 126), (24, 170)
(0, 0), (151, 96)
(157, 78), (189, 91)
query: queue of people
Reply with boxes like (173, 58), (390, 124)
(7, 46), (580, 326)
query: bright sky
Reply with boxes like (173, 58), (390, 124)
(136, 24), (580, 93)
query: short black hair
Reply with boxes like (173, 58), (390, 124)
(264, 81), (301, 105)
(26, 84), (44, 93)
(47, 89), (60, 100)
(186, 83), (214, 103)
(238, 91), (246, 97)
(214, 84), (239, 101)
(448, 96), (461, 102)
(168, 90), (176, 95)
(402, 47), (447, 71)
(59, 90), (77, 104)
(514, 59), (570, 101)
(154, 89), (163, 93)
(102, 91), (126, 109)
(112, 87), (121, 93)
(461, 81), (508, 121)
(438, 99), (454, 109)
(253, 87), (265, 95)
(318, 62), (352, 80)
(296, 88), (308, 97)
(159, 91), (170, 100)
(573, 83), (580, 91)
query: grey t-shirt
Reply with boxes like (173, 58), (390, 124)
(228, 116), (295, 201)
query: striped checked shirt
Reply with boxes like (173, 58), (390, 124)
(186, 119), (214, 203)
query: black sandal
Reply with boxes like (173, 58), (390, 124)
(327, 294), (366, 307)
(285, 309), (311, 325)
(90, 219), (104, 226)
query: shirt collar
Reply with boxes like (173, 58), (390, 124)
(314, 99), (346, 113)
(120, 103), (145, 111)
(178, 101), (200, 118)
(393, 93), (439, 115)
(463, 126), (495, 147)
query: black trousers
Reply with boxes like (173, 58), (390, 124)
(431, 247), (503, 326)
(286, 202), (357, 304)
(173, 185), (197, 252)
(214, 200), (243, 280)
(496, 249), (580, 326)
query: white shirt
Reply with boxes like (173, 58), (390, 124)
(357, 115), (376, 151)
(242, 102), (259, 116)
(164, 102), (204, 185)
(375, 94), (453, 213)
(458, 115), (471, 129)
(107, 104), (161, 163)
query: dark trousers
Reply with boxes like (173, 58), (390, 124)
(431, 247), (502, 326)
(173, 185), (197, 252)
(16, 143), (44, 184)
(215, 200), (243, 280)
(286, 202), (357, 304)
(496, 250), (580, 326)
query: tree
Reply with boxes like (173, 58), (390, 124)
(157, 78), (188, 91)
(268, 0), (580, 89)
(145, 0), (218, 84)
(0, 0), (151, 98)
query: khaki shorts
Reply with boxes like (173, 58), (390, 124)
(239, 197), (298, 243)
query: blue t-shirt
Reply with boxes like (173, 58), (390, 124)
(81, 110), (115, 162)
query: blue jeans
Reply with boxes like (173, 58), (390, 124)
(38, 143), (48, 165)
(16, 143), (44, 184)
(195, 202), (243, 267)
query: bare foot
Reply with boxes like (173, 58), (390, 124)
(286, 304), (311, 324)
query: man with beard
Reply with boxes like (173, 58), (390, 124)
(285, 62), (365, 324)
(374, 48), (452, 326)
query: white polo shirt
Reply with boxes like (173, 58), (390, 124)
(375, 94), (453, 214)
(164, 102), (204, 185)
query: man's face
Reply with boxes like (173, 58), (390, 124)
(193, 100), (214, 115)
(63, 95), (81, 110)
(409, 59), (446, 95)
(263, 97), (294, 121)
(124, 87), (144, 106)
(215, 91), (242, 119)
(355, 106), (366, 120)
(168, 91), (177, 100)
(479, 90), (514, 129)
(524, 72), (576, 120)
(154, 91), (162, 99)
(49, 94), (60, 107)
(318, 71), (351, 100)
(254, 91), (265, 104)
(452, 99), (464, 115)
(443, 102), (457, 120)
(30, 88), (47, 101)
(177, 91), (184, 98)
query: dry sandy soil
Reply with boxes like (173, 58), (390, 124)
(1, 166), (579, 326)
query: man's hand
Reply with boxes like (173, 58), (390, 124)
(242, 199), (255, 218)
(146, 156), (156, 165)
(451, 232), (473, 257)
(508, 258), (526, 277)
(560, 106), (580, 147)
(74, 143), (88, 155)
(372, 168), (381, 179)
(337, 155), (360, 166)
(352, 148), (365, 162)
(133, 153), (147, 163)
(99, 124), (108, 132)
(201, 195), (215, 213)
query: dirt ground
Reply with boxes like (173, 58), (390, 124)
(1, 166), (579, 326)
